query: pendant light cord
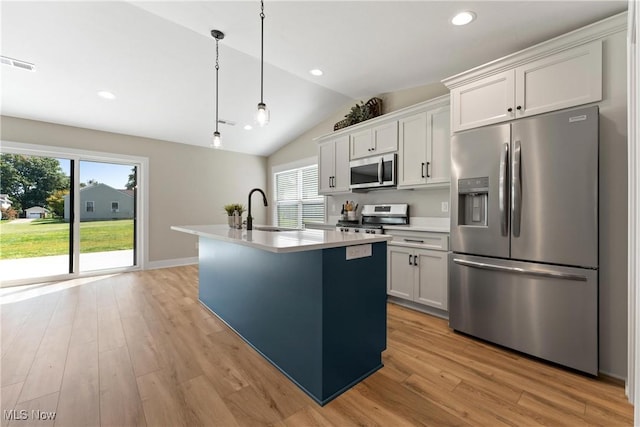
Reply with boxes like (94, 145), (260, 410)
(215, 37), (220, 133)
(260, 0), (265, 104)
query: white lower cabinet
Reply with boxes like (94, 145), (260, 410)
(414, 249), (447, 309)
(387, 232), (449, 311)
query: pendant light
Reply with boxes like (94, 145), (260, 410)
(256, 0), (269, 127)
(211, 29), (225, 149)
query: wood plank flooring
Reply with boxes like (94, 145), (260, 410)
(0, 265), (633, 426)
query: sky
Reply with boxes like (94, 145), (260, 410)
(57, 159), (134, 189)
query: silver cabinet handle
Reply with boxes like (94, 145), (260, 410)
(511, 140), (522, 238)
(499, 142), (509, 236)
(453, 258), (587, 281)
(378, 157), (384, 184)
(403, 238), (425, 244)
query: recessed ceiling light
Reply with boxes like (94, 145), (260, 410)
(244, 125), (253, 130)
(309, 69), (323, 77)
(451, 11), (476, 26)
(97, 90), (116, 100)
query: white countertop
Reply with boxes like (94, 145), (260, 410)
(171, 224), (391, 254)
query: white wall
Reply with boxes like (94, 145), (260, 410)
(0, 116), (268, 264)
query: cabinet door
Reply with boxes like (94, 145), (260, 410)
(451, 69), (515, 132)
(426, 106), (451, 185)
(318, 141), (335, 194)
(398, 112), (428, 187)
(350, 128), (373, 160)
(372, 121), (398, 154)
(414, 249), (448, 310)
(387, 246), (415, 299)
(515, 40), (602, 118)
(333, 135), (351, 193)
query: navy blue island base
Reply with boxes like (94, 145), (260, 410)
(198, 237), (387, 405)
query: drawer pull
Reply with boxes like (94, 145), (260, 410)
(403, 238), (425, 244)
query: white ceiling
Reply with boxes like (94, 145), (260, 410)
(0, 1), (627, 157)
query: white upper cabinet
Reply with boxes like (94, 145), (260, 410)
(318, 135), (350, 195)
(515, 41), (602, 118)
(450, 70), (515, 132)
(350, 121), (398, 160)
(398, 101), (450, 189)
(398, 112), (427, 187)
(445, 36), (604, 133)
(318, 140), (335, 194)
(425, 106), (451, 185)
(316, 95), (450, 192)
(349, 128), (373, 159)
(372, 121), (399, 154)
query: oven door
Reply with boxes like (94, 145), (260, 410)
(350, 154), (396, 189)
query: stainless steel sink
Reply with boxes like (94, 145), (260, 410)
(253, 226), (299, 232)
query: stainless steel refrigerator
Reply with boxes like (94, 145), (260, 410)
(449, 105), (599, 375)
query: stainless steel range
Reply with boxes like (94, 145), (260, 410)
(336, 204), (409, 234)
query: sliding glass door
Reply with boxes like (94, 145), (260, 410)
(0, 154), (73, 281)
(0, 144), (145, 286)
(78, 161), (136, 272)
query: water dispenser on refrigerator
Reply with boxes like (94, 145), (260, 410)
(457, 177), (489, 227)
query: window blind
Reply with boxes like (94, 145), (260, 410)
(274, 165), (324, 228)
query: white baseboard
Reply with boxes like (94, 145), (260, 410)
(146, 257), (198, 270)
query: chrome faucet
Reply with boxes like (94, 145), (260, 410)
(247, 188), (268, 231)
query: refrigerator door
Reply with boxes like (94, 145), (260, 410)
(511, 106), (598, 268)
(451, 124), (511, 258)
(449, 253), (598, 375)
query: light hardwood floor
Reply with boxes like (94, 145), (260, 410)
(1, 265), (633, 426)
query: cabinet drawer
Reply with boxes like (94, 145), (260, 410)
(386, 230), (449, 251)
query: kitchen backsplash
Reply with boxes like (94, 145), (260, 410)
(327, 187), (450, 219)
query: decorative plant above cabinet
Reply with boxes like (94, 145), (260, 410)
(334, 97), (383, 131)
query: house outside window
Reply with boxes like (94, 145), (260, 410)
(86, 201), (94, 213)
(274, 164), (324, 228)
(111, 201), (119, 213)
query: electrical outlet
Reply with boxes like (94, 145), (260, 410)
(441, 202), (449, 213)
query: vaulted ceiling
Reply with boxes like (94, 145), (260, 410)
(0, 1), (627, 156)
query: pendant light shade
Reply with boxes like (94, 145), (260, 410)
(256, 102), (269, 127)
(211, 29), (225, 149)
(212, 131), (222, 148)
(256, 0), (269, 127)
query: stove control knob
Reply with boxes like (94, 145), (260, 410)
(354, 229), (359, 233)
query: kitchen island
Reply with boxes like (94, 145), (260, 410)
(171, 225), (391, 405)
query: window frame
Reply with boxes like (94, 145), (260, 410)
(272, 157), (325, 228)
(111, 201), (119, 213)
(85, 201), (95, 213)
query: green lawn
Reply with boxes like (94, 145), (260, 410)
(0, 218), (134, 259)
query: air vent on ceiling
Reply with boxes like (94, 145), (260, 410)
(1, 55), (36, 72)
(218, 119), (236, 126)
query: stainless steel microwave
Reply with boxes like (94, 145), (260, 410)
(349, 153), (396, 190)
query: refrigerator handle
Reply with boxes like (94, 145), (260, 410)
(512, 140), (522, 237)
(499, 143), (509, 236)
(453, 258), (588, 282)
